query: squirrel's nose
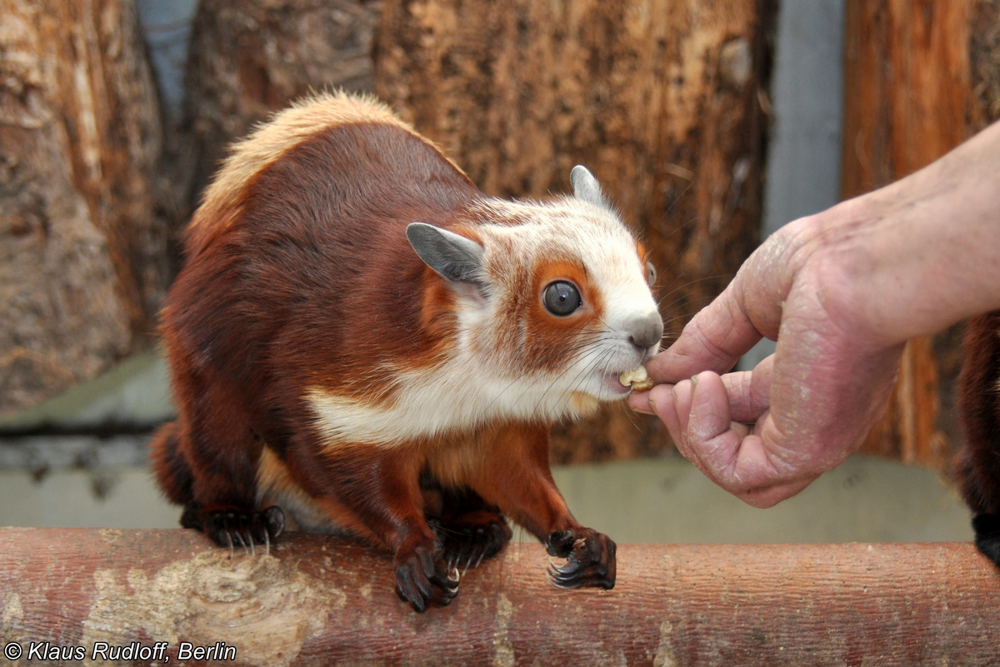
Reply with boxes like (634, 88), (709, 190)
(627, 312), (663, 351)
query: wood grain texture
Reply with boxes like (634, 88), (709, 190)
(971, 0), (1000, 128)
(841, 0), (979, 471)
(376, 0), (777, 461)
(0, 529), (998, 665)
(0, 0), (168, 419)
(181, 0), (382, 215)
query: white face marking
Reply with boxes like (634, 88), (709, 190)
(477, 198), (661, 398)
(309, 195), (661, 449)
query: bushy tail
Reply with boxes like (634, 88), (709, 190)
(956, 311), (1000, 567)
(148, 421), (193, 506)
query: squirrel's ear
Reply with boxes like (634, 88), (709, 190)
(406, 222), (485, 285)
(570, 165), (605, 208)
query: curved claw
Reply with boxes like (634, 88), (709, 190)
(435, 513), (511, 576)
(186, 504), (286, 556)
(394, 541), (462, 613)
(543, 528), (616, 590)
(259, 506), (285, 542)
(228, 529), (247, 556)
(547, 568), (582, 590)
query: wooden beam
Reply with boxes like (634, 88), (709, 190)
(0, 529), (997, 665)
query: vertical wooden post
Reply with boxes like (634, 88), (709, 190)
(181, 0), (382, 216)
(0, 0), (168, 419)
(841, 0), (978, 469)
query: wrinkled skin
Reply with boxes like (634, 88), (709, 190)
(631, 119), (1000, 507)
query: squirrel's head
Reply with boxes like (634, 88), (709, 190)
(407, 166), (662, 420)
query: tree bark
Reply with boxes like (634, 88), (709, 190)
(376, 0), (777, 462)
(1, 529), (999, 666)
(0, 0), (168, 419)
(971, 0), (1000, 129)
(841, 0), (998, 471)
(181, 0), (382, 215)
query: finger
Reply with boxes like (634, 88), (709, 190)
(642, 371), (819, 507)
(679, 372), (816, 505)
(641, 374), (735, 487)
(647, 222), (809, 385)
(634, 356), (773, 425)
(627, 387), (658, 414)
(683, 371), (740, 480)
(639, 382), (696, 465)
(735, 475), (819, 508)
(648, 383), (684, 442)
(646, 282), (762, 384)
(720, 354), (773, 424)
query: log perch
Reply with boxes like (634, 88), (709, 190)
(1, 529), (998, 666)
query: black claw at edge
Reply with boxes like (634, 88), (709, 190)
(181, 504), (286, 552)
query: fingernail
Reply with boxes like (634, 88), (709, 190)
(629, 390), (655, 415)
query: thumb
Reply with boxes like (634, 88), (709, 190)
(647, 221), (807, 384)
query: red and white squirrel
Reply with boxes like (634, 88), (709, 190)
(150, 91), (663, 612)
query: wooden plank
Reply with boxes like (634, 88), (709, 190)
(0, 528), (997, 665)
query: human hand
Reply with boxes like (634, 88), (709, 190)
(630, 119), (1000, 507)
(629, 215), (904, 507)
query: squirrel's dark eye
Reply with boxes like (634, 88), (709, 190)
(646, 261), (656, 287)
(543, 281), (582, 316)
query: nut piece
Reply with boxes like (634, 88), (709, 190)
(619, 365), (654, 391)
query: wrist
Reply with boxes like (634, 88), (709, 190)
(804, 125), (1000, 347)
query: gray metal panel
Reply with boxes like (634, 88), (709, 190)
(740, 0), (846, 371)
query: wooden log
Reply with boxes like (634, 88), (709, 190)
(971, 0), (1000, 129)
(376, 0), (778, 462)
(0, 0), (169, 419)
(181, 0), (382, 214)
(841, 0), (985, 471)
(0, 529), (997, 665)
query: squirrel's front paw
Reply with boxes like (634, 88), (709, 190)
(545, 527), (616, 590)
(393, 539), (460, 613)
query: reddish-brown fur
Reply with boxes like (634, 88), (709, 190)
(151, 105), (620, 612)
(156, 121), (477, 500)
(956, 312), (1000, 514)
(955, 311), (1000, 566)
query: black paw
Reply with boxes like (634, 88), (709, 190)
(545, 527), (616, 590)
(432, 511), (512, 573)
(973, 513), (1000, 567)
(393, 540), (460, 613)
(182, 504), (285, 554)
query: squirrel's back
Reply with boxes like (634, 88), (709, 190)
(164, 93), (483, 414)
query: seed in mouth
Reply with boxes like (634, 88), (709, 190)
(619, 365), (654, 391)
